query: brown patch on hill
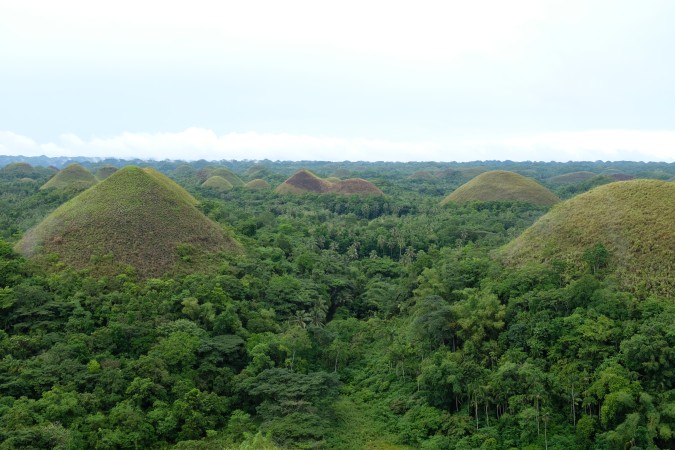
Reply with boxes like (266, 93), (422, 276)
(276, 170), (331, 194)
(276, 170), (383, 196)
(328, 178), (384, 195)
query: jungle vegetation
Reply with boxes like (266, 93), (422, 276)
(0, 158), (673, 449)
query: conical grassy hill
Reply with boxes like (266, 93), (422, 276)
(245, 179), (271, 190)
(199, 167), (245, 187)
(96, 165), (118, 180)
(329, 178), (384, 195)
(0, 162), (36, 179)
(41, 163), (98, 192)
(16, 166), (238, 278)
(547, 171), (597, 184)
(202, 176), (234, 192)
(276, 170), (331, 194)
(501, 180), (675, 298)
(441, 170), (559, 206)
(276, 170), (383, 195)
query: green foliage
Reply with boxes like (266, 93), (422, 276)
(0, 159), (672, 449)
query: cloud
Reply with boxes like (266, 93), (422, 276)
(1, 128), (673, 162)
(466, 130), (675, 162)
(0, 129), (442, 162)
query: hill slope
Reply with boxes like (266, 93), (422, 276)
(16, 166), (238, 277)
(501, 180), (675, 297)
(245, 179), (271, 190)
(547, 171), (597, 184)
(202, 176), (234, 192)
(441, 170), (559, 206)
(276, 170), (383, 196)
(40, 163), (98, 192)
(198, 167), (245, 187)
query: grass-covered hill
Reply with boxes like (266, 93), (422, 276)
(40, 163), (98, 192)
(276, 169), (330, 194)
(245, 178), (271, 190)
(441, 170), (560, 206)
(0, 163), (56, 183)
(95, 165), (118, 180)
(547, 171), (597, 184)
(276, 169), (383, 195)
(202, 175), (234, 192)
(198, 167), (245, 187)
(0, 162), (38, 179)
(501, 179), (675, 297)
(329, 178), (384, 195)
(16, 166), (238, 278)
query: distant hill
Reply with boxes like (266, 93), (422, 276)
(501, 180), (675, 298)
(16, 166), (238, 278)
(276, 169), (383, 196)
(202, 176), (234, 192)
(329, 178), (384, 195)
(198, 167), (245, 187)
(0, 162), (55, 181)
(40, 163), (98, 192)
(548, 171), (597, 184)
(245, 179), (271, 190)
(441, 170), (559, 206)
(0, 162), (35, 178)
(95, 165), (118, 180)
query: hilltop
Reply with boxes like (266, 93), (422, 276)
(202, 176), (234, 192)
(198, 167), (245, 187)
(276, 169), (383, 196)
(501, 180), (675, 297)
(441, 170), (559, 206)
(16, 166), (238, 278)
(95, 165), (118, 180)
(245, 179), (271, 190)
(40, 163), (98, 192)
(547, 171), (597, 184)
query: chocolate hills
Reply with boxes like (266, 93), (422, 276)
(0, 162), (38, 179)
(198, 167), (244, 187)
(16, 166), (238, 278)
(40, 163), (98, 192)
(245, 179), (271, 190)
(95, 165), (118, 180)
(547, 171), (597, 184)
(501, 180), (675, 298)
(276, 169), (383, 196)
(202, 176), (234, 192)
(441, 170), (559, 206)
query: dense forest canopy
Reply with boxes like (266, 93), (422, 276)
(0, 157), (673, 449)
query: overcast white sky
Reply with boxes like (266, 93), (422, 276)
(1, 0), (674, 162)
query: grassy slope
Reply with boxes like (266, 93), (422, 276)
(40, 163), (98, 191)
(501, 179), (675, 297)
(203, 176), (234, 191)
(441, 170), (559, 206)
(548, 171), (597, 184)
(208, 168), (245, 187)
(95, 165), (118, 180)
(276, 170), (383, 195)
(16, 166), (237, 278)
(329, 178), (384, 196)
(244, 179), (271, 189)
(275, 170), (331, 194)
